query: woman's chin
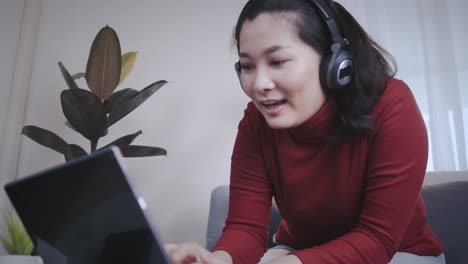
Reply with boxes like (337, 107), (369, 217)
(265, 117), (296, 130)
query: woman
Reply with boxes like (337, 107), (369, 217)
(166, 0), (444, 263)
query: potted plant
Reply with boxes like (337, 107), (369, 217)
(21, 25), (168, 161)
(0, 212), (42, 263)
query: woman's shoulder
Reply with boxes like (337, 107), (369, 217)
(372, 77), (421, 123)
(378, 77), (415, 104)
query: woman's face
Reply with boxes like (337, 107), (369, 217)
(238, 12), (326, 129)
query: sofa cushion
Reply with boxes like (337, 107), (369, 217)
(421, 181), (468, 264)
(205, 185), (281, 250)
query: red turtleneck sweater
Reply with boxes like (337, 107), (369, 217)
(212, 78), (443, 263)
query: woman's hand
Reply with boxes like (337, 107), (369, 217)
(265, 254), (302, 264)
(164, 243), (231, 264)
(165, 242), (207, 263)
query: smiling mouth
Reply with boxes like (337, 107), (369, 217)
(262, 99), (287, 109)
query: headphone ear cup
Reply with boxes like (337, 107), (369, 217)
(331, 49), (353, 91)
(234, 61), (241, 78)
(323, 49), (353, 92)
(234, 61), (249, 96)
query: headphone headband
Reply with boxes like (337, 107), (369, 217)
(307, 0), (347, 46)
(308, 0), (335, 19)
(308, 0), (353, 92)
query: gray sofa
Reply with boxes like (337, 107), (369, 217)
(206, 171), (468, 264)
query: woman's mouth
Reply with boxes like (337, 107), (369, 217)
(262, 99), (287, 109)
(260, 99), (287, 117)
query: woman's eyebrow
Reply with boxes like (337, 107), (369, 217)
(239, 45), (291, 58)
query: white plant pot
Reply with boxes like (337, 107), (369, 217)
(0, 256), (43, 264)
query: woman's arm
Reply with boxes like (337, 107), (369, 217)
(212, 103), (273, 263)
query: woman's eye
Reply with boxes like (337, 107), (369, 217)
(271, 60), (287, 66)
(240, 63), (254, 71)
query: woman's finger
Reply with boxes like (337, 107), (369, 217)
(164, 243), (178, 254)
(166, 242), (209, 264)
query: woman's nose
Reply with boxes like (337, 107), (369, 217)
(252, 68), (275, 93)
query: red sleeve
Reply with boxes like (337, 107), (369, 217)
(212, 103), (273, 263)
(291, 80), (429, 263)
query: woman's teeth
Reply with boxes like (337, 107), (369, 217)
(263, 99), (287, 108)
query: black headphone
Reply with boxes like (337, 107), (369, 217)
(235, 0), (353, 92)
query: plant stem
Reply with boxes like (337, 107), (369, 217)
(91, 140), (98, 152)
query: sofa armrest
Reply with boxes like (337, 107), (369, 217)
(206, 185), (230, 250)
(422, 181), (468, 264)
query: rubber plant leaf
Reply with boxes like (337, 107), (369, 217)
(119, 51), (137, 84)
(121, 145), (167, 157)
(101, 130), (142, 150)
(21, 126), (88, 160)
(107, 80), (167, 128)
(58, 62), (79, 89)
(65, 121), (108, 137)
(64, 121), (77, 132)
(60, 89), (107, 144)
(103, 88), (138, 113)
(72, 72), (85, 80)
(64, 144), (88, 161)
(22, 125), (68, 154)
(85, 25), (121, 101)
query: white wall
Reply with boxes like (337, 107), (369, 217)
(0, 0), (27, 255)
(17, 0), (249, 245)
(0, 2), (24, 136)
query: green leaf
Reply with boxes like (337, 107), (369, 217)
(85, 25), (122, 101)
(103, 88), (139, 113)
(72, 72), (85, 80)
(101, 130), (142, 150)
(119, 51), (137, 84)
(64, 144), (88, 161)
(60, 89), (107, 142)
(121, 145), (167, 157)
(107, 80), (167, 128)
(58, 62), (79, 89)
(22, 125), (68, 154)
(3, 212), (33, 255)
